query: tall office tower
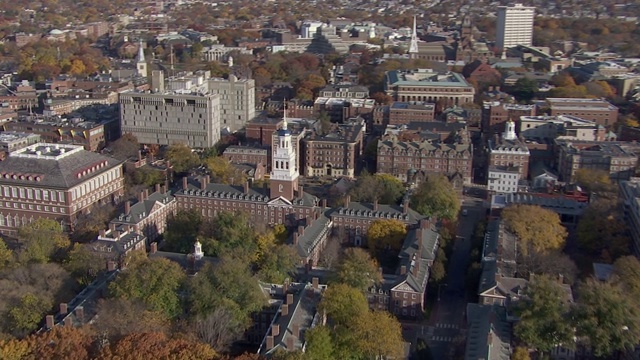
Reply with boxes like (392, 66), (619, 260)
(207, 75), (256, 133)
(496, 3), (535, 53)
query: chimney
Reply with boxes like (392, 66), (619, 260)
(298, 225), (305, 236)
(293, 232), (298, 245)
(344, 195), (351, 208)
(321, 199), (327, 208)
(138, 191), (145, 202)
(283, 281), (289, 293)
(125, 201), (131, 215)
(150, 242), (158, 254)
(137, 150), (142, 162)
(312, 277), (319, 289)
(298, 185), (304, 197)
(286, 336), (295, 350)
(113, 230), (120, 240)
(46, 315), (54, 329)
(75, 306), (84, 322)
(165, 180), (170, 193)
(155, 183), (160, 193)
(200, 176), (207, 190)
(60, 303), (68, 315)
(401, 265), (407, 275)
(144, 189), (149, 199)
(412, 257), (420, 276)
(107, 260), (116, 271)
(373, 199), (379, 211)
(266, 336), (274, 350)
(182, 176), (188, 190)
(244, 181), (250, 194)
(281, 304), (289, 316)
(271, 324), (280, 337)
(99, 229), (106, 238)
(420, 218), (430, 229)
(292, 324), (300, 338)
(403, 198), (410, 214)
(287, 293), (293, 305)
(109, 223), (116, 231)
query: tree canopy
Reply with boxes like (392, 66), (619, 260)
(108, 256), (186, 320)
(349, 172), (405, 205)
(366, 219), (407, 256)
(332, 248), (382, 293)
(515, 275), (574, 355)
(165, 143), (201, 173)
(502, 205), (567, 255)
(319, 283), (369, 326)
(577, 199), (630, 262)
(204, 156), (247, 185)
(410, 174), (460, 220)
(574, 168), (614, 193)
(16, 218), (70, 264)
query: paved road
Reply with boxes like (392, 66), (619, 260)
(425, 198), (484, 359)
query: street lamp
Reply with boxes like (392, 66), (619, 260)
(437, 283), (448, 302)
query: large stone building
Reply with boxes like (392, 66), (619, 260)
(377, 134), (473, 184)
(518, 115), (605, 142)
(207, 75), (256, 132)
(0, 143), (124, 234)
(0, 132), (41, 153)
(544, 98), (618, 127)
(119, 91), (221, 148)
(384, 69), (475, 105)
(487, 121), (530, 179)
(302, 119), (365, 178)
(388, 102), (436, 125)
(556, 140), (638, 182)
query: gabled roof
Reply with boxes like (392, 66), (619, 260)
(293, 212), (332, 258)
(331, 201), (425, 224)
(465, 304), (512, 360)
(112, 191), (175, 225)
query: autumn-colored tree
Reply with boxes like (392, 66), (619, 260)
(304, 325), (335, 360)
(352, 311), (404, 359)
(502, 205), (567, 255)
(512, 347), (532, 360)
(410, 174), (460, 220)
(549, 72), (576, 87)
(192, 307), (243, 353)
(92, 298), (169, 342)
(204, 156), (247, 185)
(166, 143), (201, 174)
(577, 199), (630, 262)
(109, 257), (186, 319)
(366, 219), (407, 256)
(24, 325), (95, 360)
(96, 332), (216, 360)
(371, 91), (393, 105)
(574, 168), (614, 193)
(332, 248), (382, 293)
(318, 283), (369, 326)
(109, 133), (139, 161)
(0, 338), (29, 360)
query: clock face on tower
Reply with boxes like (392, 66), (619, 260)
(278, 184), (284, 193)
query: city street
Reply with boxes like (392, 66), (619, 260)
(422, 197), (485, 359)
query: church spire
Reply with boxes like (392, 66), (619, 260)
(409, 15), (419, 55)
(137, 39), (145, 63)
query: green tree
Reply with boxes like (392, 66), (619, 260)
(16, 218), (70, 264)
(200, 211), (256, 257)
(502, 205), (567, 255)
(166, 143), (201, 173)
(574, 168), (614, 193)
(304, 326), (335, 360)
(332, 248), (382, 293)
(366, 219), (407, 256)
(577, 199), (630, 262)
(163, 209), (203, 254)
(410, 175), (460, 220)
(572, 280), (640, 357)
(511, 77), (539, 102)
(256, 244), (299, 283)
(515, 275), (575, 356)
(0, 239), (15, 270)
(109, 133), (139, 161)
(612, 256), (640, 304)
(349, 172), (405, 204)
(64, 243), (106, 285)
(511, 347), (531, 360)
(6, 293), (51, 337)
(109, 257), (186, 319)
(187, 257), (265, 327)
(319, 283), (369, 327)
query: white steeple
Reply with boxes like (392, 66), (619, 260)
(270, 101), (299, 200)
(136, 39), (148, 78)
(194, 241), (203, 260)
(503, 120), (517, 141)
(409, 16), (419, 55)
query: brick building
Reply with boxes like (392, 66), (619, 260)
(544, 98), (618, 127)
(487, 121), (530, 179)
(556, 140), (638, 182)
(4, 115), (106, 151)
(377, 134), (473, 184)
(302, 119), (365, 178)
(482, 101), (536, 136)
(388, 102), (436, 125)
(246, 118), (284, 147)
(222, 146), (269, 167)
(0, 143), (124, 234)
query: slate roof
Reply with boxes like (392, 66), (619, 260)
(293, 212), (332, 258)
(465, 304), (512, 360)
(0, 144), (122, 189)
(112, 191), (175, 225)
(331, 201), (425, 225)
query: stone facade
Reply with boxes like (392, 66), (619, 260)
(385, 69), (475, 105)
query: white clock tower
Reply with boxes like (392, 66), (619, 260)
(270, 107), (299, 200)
